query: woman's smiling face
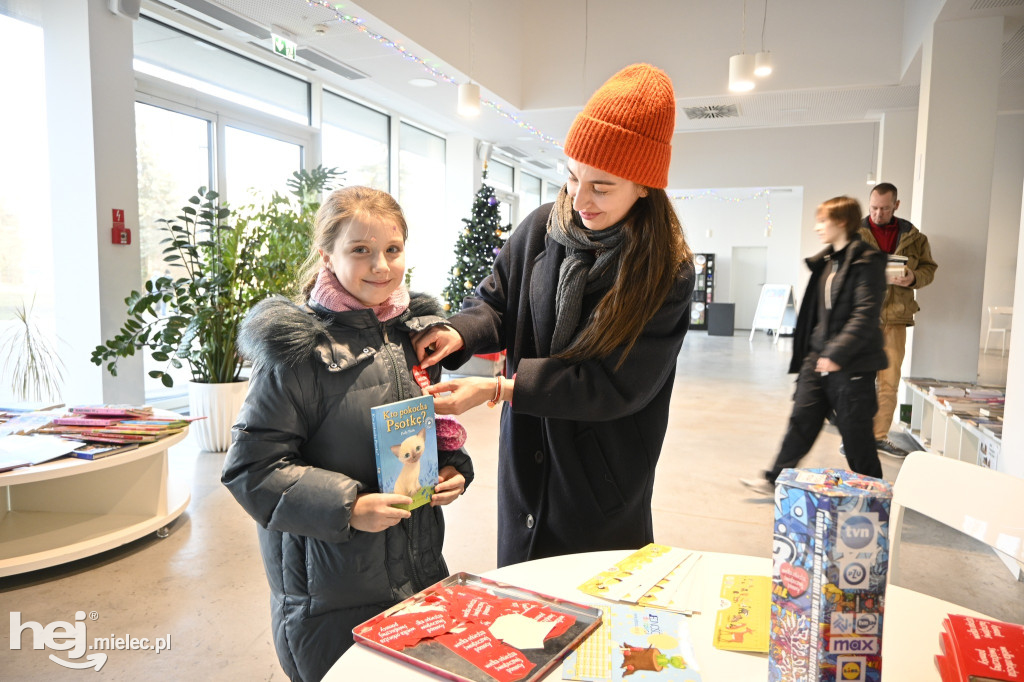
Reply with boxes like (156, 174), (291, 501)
(565, 159), (646, 231)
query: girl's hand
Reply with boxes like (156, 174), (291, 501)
(413, 326), (465, 368)
(431, 466), (466, 506)
(425, 377), (495, 415)
(350, 493), (411, 532)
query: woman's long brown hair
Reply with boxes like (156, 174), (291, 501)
(555, 188), (693, 368)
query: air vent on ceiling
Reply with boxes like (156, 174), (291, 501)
(296, 48), (368, 80)
(526, 159), (554, 170)
(494, 145), (529, 159)
(683, 104), (740, 120)
(175, 0), (270, 39)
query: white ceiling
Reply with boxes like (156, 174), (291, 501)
(145, 0), (1024, 179)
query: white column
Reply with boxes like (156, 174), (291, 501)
(1000, 181), (1024, 478)
(42, 0), (143, 405)
(908, 16), (1003, 382)
(876, 110), (917, 218)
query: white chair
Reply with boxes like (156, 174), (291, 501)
(984, 305), (1013, 356)
(888, 451), (1024, 588)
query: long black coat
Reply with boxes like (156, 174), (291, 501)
(444, 204), (695, 567)
(790, 239), (888, 374)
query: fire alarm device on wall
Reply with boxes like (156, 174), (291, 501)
(111, 208), (131, 245)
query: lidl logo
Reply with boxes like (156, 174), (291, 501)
(837, 655), (867, 681)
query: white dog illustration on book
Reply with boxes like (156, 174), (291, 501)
(390, 428), (426, 497)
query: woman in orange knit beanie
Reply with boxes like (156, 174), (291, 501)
(415, 63), (696, 567)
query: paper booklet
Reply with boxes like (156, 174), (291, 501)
(370, 394), (439, 511)
(578, 544), (704, 615)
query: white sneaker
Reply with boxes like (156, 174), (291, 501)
(740, 478), (775, 496)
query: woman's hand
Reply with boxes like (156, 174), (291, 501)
(425, 377), (495, 415)
(431, 466), (466, 506)
(816, 357), (841, 373)
(350, 493), (411, 532)
(413, 326), (465, 368)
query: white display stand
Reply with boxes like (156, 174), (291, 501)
(749, 283), (797, 343)
(904, 384), (1001, 467)
(0, 429), (189, 577)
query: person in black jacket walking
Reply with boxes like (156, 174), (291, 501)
(414, 64), (696, 567)
(742, 196), (887, 495)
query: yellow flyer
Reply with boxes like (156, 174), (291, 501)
(713, 574), (771, 652)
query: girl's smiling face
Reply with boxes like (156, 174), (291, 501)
(320, 214), (405, 306)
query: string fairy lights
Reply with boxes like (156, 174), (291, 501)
(670, 188), (776, 237)
(303, 1), (561, 148)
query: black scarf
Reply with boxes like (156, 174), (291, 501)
(545, 185), (626, 354)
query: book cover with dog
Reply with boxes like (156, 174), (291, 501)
(371, 395), (438, 511)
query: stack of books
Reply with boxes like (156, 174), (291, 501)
(936, 614), (1024, 682)
(35, 405), (195, 461)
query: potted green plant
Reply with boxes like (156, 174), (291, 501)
(92, 167), (342, 451)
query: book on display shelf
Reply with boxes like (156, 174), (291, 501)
(0, 434), (84, 472)
(71, 442), (141, 460)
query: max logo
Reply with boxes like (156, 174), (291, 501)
(9, 611), (107, 671)
(829, 636), (879, 654)
(839, 516), (875, 549)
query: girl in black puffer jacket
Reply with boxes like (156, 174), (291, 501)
(222, 187), (473, 682)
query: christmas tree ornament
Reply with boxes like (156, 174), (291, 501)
(488, 196), (498, 206)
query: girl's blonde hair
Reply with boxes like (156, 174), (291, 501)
(297, 186), (408, 301)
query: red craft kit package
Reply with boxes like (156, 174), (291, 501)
(938, 614), (1024, 682)
(353, 573), (602, 682)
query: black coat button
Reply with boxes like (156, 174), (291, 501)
(534, 450), (543, 463)
(526, 514), (535, 529)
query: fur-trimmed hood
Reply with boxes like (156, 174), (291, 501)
(237, 293), (447, 370)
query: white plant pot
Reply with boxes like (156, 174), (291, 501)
(188, 380), (249, 453)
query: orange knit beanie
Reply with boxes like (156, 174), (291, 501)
(563, 63), (676, 189)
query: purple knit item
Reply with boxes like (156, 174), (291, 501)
(436, 415), (467, 451)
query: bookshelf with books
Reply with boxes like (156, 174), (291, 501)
(0, 409), (190, 577)
(903, 379), (1004, 468)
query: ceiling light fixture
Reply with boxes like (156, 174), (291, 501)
(754, 0), (772, 77)
(728, 0), (755, 92)
(458, 82), (481, 117)
(458, 0), (480, 118)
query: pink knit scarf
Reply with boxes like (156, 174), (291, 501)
(308, 268), (409, 322)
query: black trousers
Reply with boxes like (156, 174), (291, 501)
(767, 353), (883, 484)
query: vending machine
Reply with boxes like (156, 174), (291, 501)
(690, 253), (715, 330)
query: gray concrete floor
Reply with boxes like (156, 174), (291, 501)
(1, 332), (1019, 680)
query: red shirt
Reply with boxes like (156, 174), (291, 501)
(868, 217), (899, 254)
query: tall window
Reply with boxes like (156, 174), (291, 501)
(398, 123), (446, 296)
(224, 126), (303, 206)
(322, 92), (389, 191)
(0, 14), (54, 404)
(521, 173), (543, 218)
(135, 103), (212, 395)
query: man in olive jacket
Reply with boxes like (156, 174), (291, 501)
(858, 183), (938, 457)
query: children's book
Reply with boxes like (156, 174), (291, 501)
(562, 603), (702, 681)
(712, 575), (771, 653)
(370, 394), (439, 511)
(71, 442), (141, 460)
(941, 614), (1024, 682)
(0, 434), (84, 472)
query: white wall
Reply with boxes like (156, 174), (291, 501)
(981, 112), (1024, 336)
(673, 187), (804, 311)
(669, 122), (880, 292)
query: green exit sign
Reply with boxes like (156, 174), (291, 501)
(272, 33), (296, 60)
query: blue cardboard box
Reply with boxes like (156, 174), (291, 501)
(769, 468), (892, 682)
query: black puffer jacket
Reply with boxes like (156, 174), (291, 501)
(222, 293), (473, 682)
(790, 239), (888, 374)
